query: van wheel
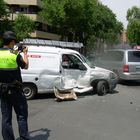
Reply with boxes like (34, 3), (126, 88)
(22, 84), (37, 100)
(96, 81), (108, 96)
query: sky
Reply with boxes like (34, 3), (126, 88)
(100, 0), (140, 29)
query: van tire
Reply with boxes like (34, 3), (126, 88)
(96, 81), (108, 96)
(22, 84), (37, 100)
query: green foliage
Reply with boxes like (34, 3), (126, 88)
(0, 0), (11, 47)
(0, 0), (11, 36)
(0, 0), (9, 19)
(0, 1), (36, 44)
(0, 1), (36, 42)
(41, 0), (65, 25)
(105, 21), (123, 45)
(0, 24), (13, 46)
(86, 3), (123, 48)
(13, 14), (36, 41)
(0, 19), (13, 35)
(40, 0), (123, 46)
(127, 19), (140, 45)
(127, 6), (140, 21)
(127, 6), (140, 45)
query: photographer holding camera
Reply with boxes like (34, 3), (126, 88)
(0, 31), (30, 140)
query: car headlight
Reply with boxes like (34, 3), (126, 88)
(109, 72), (117, 79)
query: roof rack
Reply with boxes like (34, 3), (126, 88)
(20, 38), (84, 49)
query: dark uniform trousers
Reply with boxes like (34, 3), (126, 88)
(0, 88), (30, 140)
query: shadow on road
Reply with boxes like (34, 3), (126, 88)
(109, 90), (119, 94)
(33, 89), (119, 100)
(16, 128), (51, 140)
(77, 89), (119, 98)
(119, 80), (140, 86)
(35, 93), (56, 100)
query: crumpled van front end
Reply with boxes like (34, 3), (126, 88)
(67, 66), (118, 95)
(89, 66), (118, 95)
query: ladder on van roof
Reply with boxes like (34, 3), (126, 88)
(20, 38), (84, 49)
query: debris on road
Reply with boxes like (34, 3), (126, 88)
(54, 87), (77, 101)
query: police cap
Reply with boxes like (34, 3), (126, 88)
(3, 31), (16, 41)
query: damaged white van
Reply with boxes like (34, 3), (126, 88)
(21, 46), (118, 99)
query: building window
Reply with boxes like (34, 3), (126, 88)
(20, 6), (29, 13)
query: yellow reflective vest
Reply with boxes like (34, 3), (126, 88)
(0, 50), (18, 70)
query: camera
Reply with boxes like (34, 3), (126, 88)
(17, 43), (26, 52)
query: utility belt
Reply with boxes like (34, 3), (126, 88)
(0, 81), (22, 97)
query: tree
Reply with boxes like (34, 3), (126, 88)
(104, 21), (123, 45)
(0, 0), (10, 46)
(127, 6), (140, 21)
(40, 0), (123, 48)
(127, 6), (140, 45)
(87, 3), (123, 52)
(13, 14), (36, 41)
(127, 19), (140, 45)
(40, 0), (85, 41)
(0, 0), (8, 19)
(0, 0), (10, 35)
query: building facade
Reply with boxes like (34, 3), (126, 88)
(4, 0), (61, 40)
(120, 30), (127, 43)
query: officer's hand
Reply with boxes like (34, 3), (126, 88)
(23, 46), (28, 54)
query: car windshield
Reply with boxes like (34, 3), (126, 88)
(78, 54), (95, 68)
(128, 51), (140, 62)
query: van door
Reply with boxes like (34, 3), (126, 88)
(61, 54), (90, 88)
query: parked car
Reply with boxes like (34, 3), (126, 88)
(94, 48), (140, 82)
(21, 46), (117, 99)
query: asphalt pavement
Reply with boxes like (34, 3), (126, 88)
(0, 81), (140, 140)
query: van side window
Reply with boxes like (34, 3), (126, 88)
(62, 55), (70, 68)
(62, 54), (86, 70)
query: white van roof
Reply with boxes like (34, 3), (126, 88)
(27, 45), (80, 55)
(21, 38), (83, 49)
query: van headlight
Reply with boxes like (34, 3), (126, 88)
(109, 72), (117, 79)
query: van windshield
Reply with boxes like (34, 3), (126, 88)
(128, 51), (140, 62)
(79, 54), (95, 68)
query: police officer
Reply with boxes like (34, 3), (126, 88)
(0, 31), (30, 140)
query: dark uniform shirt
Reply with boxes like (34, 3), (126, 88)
(0, 48), (26, 83)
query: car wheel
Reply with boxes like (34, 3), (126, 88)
(22, 84), (37, 100)
(96, 81), (108, 96)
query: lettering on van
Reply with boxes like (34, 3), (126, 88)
(27, 55), (41, 58)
